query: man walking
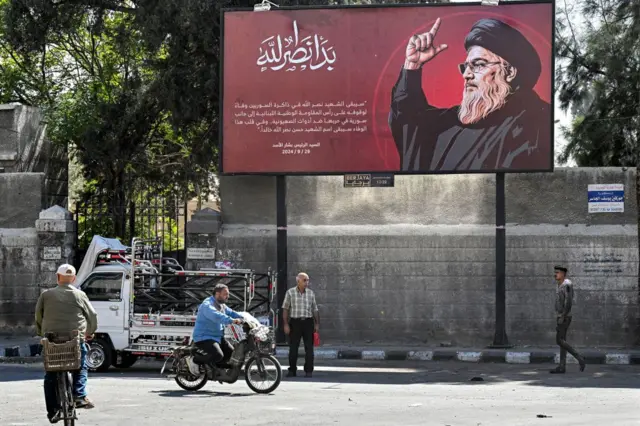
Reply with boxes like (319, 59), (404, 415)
(282, 272), (319, 378)
(35, 264), (98, 423)
(551, 265), (586, 374)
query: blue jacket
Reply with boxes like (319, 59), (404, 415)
(192, 297), (243, 343)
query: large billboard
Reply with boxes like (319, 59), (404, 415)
(220, 1), (554, 175)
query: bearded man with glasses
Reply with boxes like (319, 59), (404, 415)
(389, 18), (551, 172)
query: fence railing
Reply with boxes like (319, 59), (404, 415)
(74, 193), (187, 268)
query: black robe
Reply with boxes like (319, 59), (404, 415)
(388, 68), (551, 172)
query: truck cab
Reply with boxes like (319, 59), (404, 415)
(79, 264), (133, 370)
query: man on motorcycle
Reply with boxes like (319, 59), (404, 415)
(187, 284), (243, 376)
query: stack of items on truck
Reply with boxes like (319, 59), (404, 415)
(72, 235), (277, 371)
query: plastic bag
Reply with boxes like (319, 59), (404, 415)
(313, 332), (320, 347)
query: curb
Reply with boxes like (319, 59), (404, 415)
(3, 346), (640, 366)
(272, 347), (640, 365)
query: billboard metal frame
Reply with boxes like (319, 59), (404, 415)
(219, 0), (556, 176)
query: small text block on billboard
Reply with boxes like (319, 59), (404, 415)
(588, 184), (624, 213)
(221, 1), (554, 175)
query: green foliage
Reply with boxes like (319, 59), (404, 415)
(76, 190), (185, 250)
(555, 0), (640, 167)
(2, 0), (447, 242)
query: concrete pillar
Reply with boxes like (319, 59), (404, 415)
(36, 205), (75, 289)
(185, 208), (221, 270)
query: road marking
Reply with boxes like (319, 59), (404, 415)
(457, 351), (482, 362)
(407, 351), (434, 361)
(606, 354), (630, 365)
(506, 352), (531, 364)
(362, 350), (385, 360)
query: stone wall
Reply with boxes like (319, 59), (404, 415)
(0, 104), (68, 208)
(0, 206), (75, 333)
(0, 228), (39, 331)
(0, 173), (45, 229)
(217, 168), (639, 348)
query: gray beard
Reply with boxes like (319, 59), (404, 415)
(458, 80), (512, 125)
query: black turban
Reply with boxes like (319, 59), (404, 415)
(464, 18), (541, 89)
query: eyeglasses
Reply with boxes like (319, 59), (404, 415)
(458, 61), (501, 74)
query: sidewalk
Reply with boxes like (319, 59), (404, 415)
(2, 334), (640, 365)
(274, 345), (640, 365)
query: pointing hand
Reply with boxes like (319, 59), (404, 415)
(405, 18), (448, 70)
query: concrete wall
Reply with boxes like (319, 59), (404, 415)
(0, 104), (68, 208)
(0, 173), (45, 229)
(0, 228), (40, 330)
(217, 168), (638, 347)
(0, 206), (75, 333)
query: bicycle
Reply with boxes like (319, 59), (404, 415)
(42, 331), (83, 426)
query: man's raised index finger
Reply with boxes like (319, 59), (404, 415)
(429, 17), (442, 37)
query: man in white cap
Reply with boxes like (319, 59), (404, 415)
(35, 264), (98, 423)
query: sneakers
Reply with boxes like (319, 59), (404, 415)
(185, 356), (200, 376)
(75, 396), (95, 409)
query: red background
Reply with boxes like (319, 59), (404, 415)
(222, 2), (553, 174)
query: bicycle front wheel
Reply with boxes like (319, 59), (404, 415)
(58, 372), (76, 426)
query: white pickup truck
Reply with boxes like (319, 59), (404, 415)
(75, 236), (277, 371)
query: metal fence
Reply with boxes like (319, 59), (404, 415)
(74, 193), (187, 268)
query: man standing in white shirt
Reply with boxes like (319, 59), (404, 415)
(282, 272), (319, 378)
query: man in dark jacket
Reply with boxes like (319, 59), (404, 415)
(35, 264), (98, 423)
(389, 18), (551, 172)
(552, 265), (586, 374)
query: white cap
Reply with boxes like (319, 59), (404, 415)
(56, 264), (76, 276)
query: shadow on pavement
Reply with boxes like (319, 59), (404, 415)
(150, 389), (260, 398)
(2, 361), (640, 389)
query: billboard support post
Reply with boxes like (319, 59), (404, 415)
(491, 172), (511, 348)
(276, 174), (288, 345)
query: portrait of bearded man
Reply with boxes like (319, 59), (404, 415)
(389, 18), (551, 172)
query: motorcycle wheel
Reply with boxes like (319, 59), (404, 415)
(244, 354), (282, 394)
(174, 359), (208, 392)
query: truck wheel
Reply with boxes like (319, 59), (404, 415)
(113, 352), (138, 369)
(87, 338), (113, 372)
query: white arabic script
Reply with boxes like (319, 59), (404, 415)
(257, 20), (336, 72)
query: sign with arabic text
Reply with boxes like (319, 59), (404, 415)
(221, 1), (554, 174)
(344, 173), (395, 188)
(588, 184), (624, 213)
(187, 248), (216, 260)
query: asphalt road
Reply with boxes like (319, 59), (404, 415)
(1, 361), (639, 426)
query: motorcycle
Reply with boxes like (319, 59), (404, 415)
(160, 312), (282, 394)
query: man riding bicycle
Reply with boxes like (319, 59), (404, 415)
(187, 284), (243, 376)
(35, 264), (98, 424)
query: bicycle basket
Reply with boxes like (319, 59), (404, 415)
(42, 337), (82, 372)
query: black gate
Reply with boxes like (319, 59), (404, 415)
(74, 193), (188, 269)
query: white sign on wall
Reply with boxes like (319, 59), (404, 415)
(588, 184), (624, 213)
(43, 247), (62, 260)
(187, 248), (215, 260)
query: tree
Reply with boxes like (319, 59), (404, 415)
(555, 0), (640, 341)
(2, 0), (447, 242)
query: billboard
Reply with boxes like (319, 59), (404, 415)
(220, 1), (554, 175)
